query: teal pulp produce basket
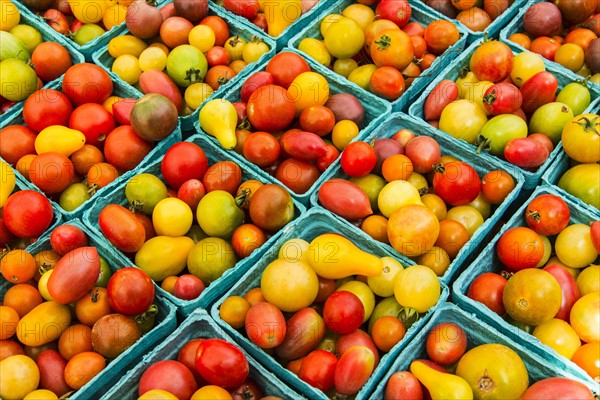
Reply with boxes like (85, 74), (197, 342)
(2, 218), (177, 400)
(453, 185), (599, 386)
(101, 309), (305, 399)
(367, 303), (598, 398)
(310, 112), (525, 285)
(92, 1), (276, 132)
(83, 133), (306, 317)
(287, 0), (468, 112)
(409, 39), (600, 189)
(0, 76), (182, 220)
(194, 48), (391, 206)
(211, 207), (450, 400)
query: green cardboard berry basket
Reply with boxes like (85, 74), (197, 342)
(367, 302), (598, 398)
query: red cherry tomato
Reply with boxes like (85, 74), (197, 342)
(432, 161), (481, 206)
(525, 194), (571, 236)
(299, 350), (338, 392)
(161, 142), (209, 190)
(195, 339), (249, 388)
(340, 141), (377, 178)
(107, 267), (155, 316)
(467, 272), (507, 315)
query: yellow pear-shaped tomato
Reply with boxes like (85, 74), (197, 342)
(388, 204), (440, 257)
(199, 99), (238, 149)
(263, 0), (301, 37)
(261, 258), (319, 312)
(17, 301), (71, 347)
(68, 0), (108, 24)
(297, 38), (331, 67)
(411, 360), (473, 400)
(378, 180), (423, 218)
(0, 160), (16, 208)
(0, 355), (40, 400)
(306, 233), (383, 279)
(394, 265), (440, 313)
(348, 64), (378, 90)
(35, 125), (86, 157)
(135, 236), (195, 281)
(288, 72), (330, 116)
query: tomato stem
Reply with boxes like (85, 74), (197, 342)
(90, 288), (99, 303)
(235, 188), (250, 208)
(432, 162), (445, 174)
(238, 116), (251, 130)
(87, 183), (99, 195)
(129, 200), (144, 213)
(574, 116), (600, 136)
(185, 68), (203, 84)
(374, 35), (391, 51)
(459, 66), (470, 79)
(482, 89), (497, 105)
(475, 135), (492, 154)
(398, 307), (420, 328)
(500, 270), (513, 280)
(526, 210), (541, 222)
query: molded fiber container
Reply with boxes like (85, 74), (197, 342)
(542, 144), (600, 213)
(211, 207), (450, 400)
(0, 1), (84, 123)
(92, 1), (276, 132)
(14, 0), (169, 60)
(367, 303), (598, 399)
(194, 49), (391, 205)
(83, 133), (306, 316)
(2, 218), (178, 400)
(409, 39), (600, 189)
(418, 0), (529, 43)
(0, 76), (182, 220)
(500, 0), (600, 91)
(210, 0), (334, 50)
(101, 309), (304, 399)
(453, 185), (599, 386)
(310, 112), (525, 285)
(288, 0), (468, 112)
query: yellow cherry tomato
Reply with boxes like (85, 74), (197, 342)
(0, 0), (20, 31)
(288, 71), (330, 116)
(185, 82), (213, 110)
(103, 3), (127, 30)
(138, 46), (168, 72)
(103, 95), (122, 113)
(0, 355), (40, 400)
(189, 24), (215, 52)
(152, 197), (193, 237)
(112, 54), (142, 84)
(332, 120), (359, 150)
(0, 160), (16, 208)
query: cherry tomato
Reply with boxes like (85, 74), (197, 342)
(525, 194), (570, 236)
(340, 141), (377, 178)
(299, 350), (338, 392)
(497, 227), (545, 271)
(243, 131), (280, 167)
(62, 63), (113, 106)
(467, 272), (508, 315)
(323, 291), (364, 335)
(195, 339), (249, 388)
(426, 322), (468, 365)
(433, 161), (481, 206)
(23, 89), (73, 132)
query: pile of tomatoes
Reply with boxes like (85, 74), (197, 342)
(218, 231), (443, 397)
(221, 0), (318, 37)
(217, 51), (372, 195)
(0, 62), (180, 214)
(382, 319), (595, 399)
(0, 0), (76, 112)
(466, 192), (600, 382)
(296, 0), (461, 101)
(423, 40), (594, 172)
(136, 336), (283, 400)
(94, 139), (295, 302)
(0, 223), (160, 399)
(30, 0), (144, 46)
(318, 124), (515, 277)
(107, 3), (271, 115)
(508, 0), (600, 81)
(422, 0), (510, 32)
